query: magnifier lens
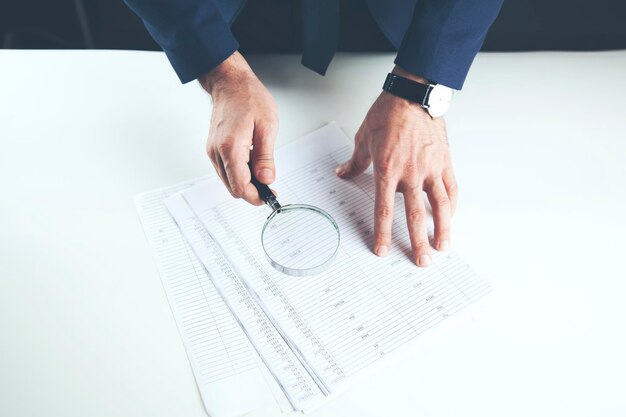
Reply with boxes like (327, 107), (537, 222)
(262, 205), (339, 276)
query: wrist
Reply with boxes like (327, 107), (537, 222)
(199, 51), (255, 97)
(384, 69), (453, 118)
(391, 66), (430, 85)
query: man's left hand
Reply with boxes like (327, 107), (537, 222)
(335, 70), (458, 267)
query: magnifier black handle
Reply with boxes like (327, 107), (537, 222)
(248, 162), (281, 212)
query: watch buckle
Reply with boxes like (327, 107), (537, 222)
(422, 84), (435, 108)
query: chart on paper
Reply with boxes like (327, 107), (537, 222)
(165, 195), (327, 412)
(135, 181), (299, 417)
(167, 123), (492, 397)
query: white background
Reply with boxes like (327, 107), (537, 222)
(1, 50), (625, 416)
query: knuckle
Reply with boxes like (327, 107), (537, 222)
(217, 137), (236, 156)
(230, 186), (243, 198)
(435, 195), (450, 208)
(257, 119), (278, 137)
(400, 182), (422, 195)
(215, 119), (228, 131)
(375, 204), (393, 219)
(254, 152), (274, 165)
(403, 161), (419, 176)
(376, 161), (394, 180)
(407, 207), (425, 222)
(447, 182), (459, 196)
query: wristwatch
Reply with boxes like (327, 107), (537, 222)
(382, 73), (454, 118)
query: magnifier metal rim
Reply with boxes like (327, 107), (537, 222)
(261, 203), (340, 277)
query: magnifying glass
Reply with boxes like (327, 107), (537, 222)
(249, 165), (340, 277)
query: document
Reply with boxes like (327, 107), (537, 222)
(163, 123), (491, 411)
(135, 182), (298, 417)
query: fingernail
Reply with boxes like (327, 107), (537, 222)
(438, 240), (450, 251)
(260, 168), (273, 180)
(418, 254), (432, 267)
(376, 245), (388, 257)
(335, 165), (345, 176)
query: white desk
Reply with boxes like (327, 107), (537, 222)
(1, 50), (625, 417)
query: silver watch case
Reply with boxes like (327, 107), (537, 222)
(425, 84), (454, 118)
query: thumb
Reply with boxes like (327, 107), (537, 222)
(336, 134), (371, 179)
(252, 121), (277, 184)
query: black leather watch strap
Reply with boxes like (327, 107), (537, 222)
(382, 73), (433, 107)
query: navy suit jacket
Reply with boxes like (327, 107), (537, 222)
(124, 0), (503, 90)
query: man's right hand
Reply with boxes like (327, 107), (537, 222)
(200, 51), (279, 205)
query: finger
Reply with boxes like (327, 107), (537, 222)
(226, 160), (265, 205)
(219, 134), (254, 197)
(426, 180), (451, 251)
(213, 153), (233, 194)
(241, 182), (265, 206)
(216, 154), (262, 204)
(442, 168), (458, 216)
(252, 121), (278, 184)
(207, 143), (227, 181)
(403, 184), (432, 267)
(336, 133), (371, 179)
(223, 154), (248, 198)
(372, 174), (397, 257)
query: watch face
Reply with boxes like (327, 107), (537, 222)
(427, 85), (453, 118)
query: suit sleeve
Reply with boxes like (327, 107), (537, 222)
(123, 0), (239, 83)
(394, 0), (504, 90)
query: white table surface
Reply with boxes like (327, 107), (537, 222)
(1, 49), (625, 417)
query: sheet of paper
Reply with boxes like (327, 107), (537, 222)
(166, 196), (326, 413)
(167, 123), (492, 399)
(135, 181), (293, 417)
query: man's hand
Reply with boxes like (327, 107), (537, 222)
(200, 51), (279, 205)
(336, 68), (458, 267)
